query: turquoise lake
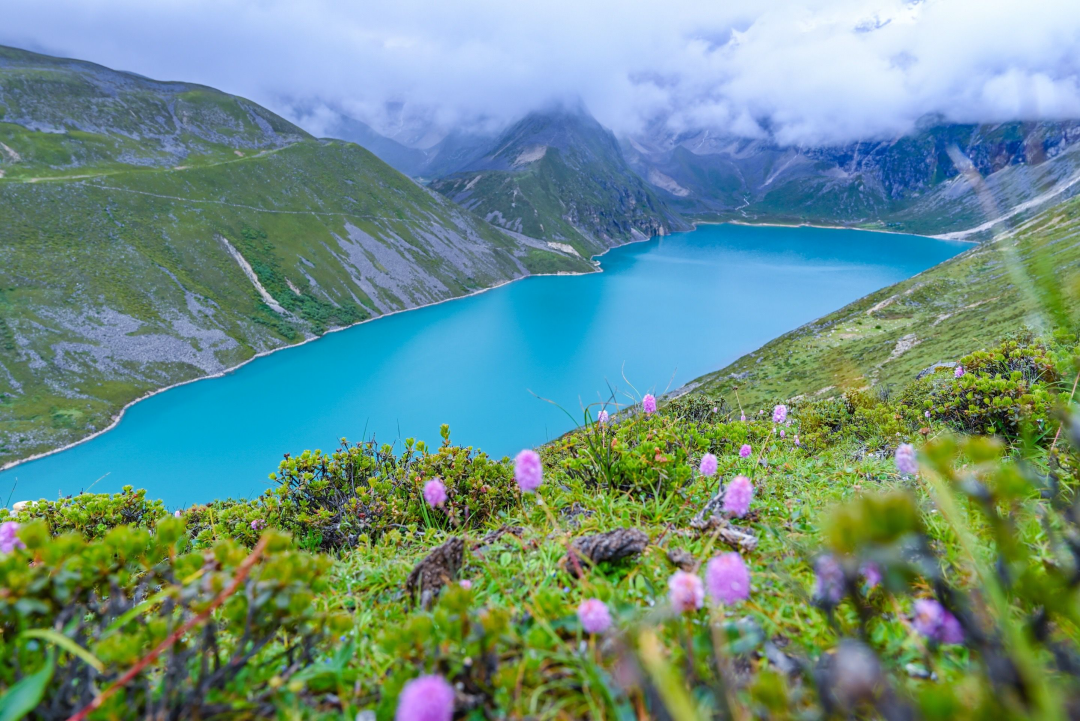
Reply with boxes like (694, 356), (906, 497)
(1, 224), (967, 507)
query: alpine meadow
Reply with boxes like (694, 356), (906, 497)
(3, 4), (1080, 720)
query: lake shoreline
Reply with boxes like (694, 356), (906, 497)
(0, 233), (662, 483)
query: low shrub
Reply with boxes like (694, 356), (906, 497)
(1, 518), (348, 719)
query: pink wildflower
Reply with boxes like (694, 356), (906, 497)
(913, 599), (964, 644)
(814, 555), (845, 604)
(739, 444), (752, 459)
(895, 443), (918, 475)
(780, 429), (786, 439)
(795, 435), (801, 447)
(395, 674), (454, 721)
(0, 522), (24, 554)
(924, 410), (931, 419)
(597, 409), (609, 425)
(459, 579), (472, 590)
(740, 413), (747, 422)
(423, 478), (448, 507)
(668, 571), (704, 613)
(861, 562), (882, 588)
(699, 453), (718, 477)
(722, 476), (753, 517)
(250, 519), (264, 531)
(705, 553), (751, 604)
(577, 598), (612, 634)
(514, 449), (543, 492)
(954, 365), (965, 378)
(173, 510), (182, 518)
(642, 394), (657, 415)
(773, 404), (787, 424)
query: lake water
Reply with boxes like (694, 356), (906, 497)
(2, 224), (967, 507)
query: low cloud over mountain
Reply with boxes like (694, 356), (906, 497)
(3, 0), (1079, 145)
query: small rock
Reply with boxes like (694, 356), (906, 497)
(665, 547), (696, 571)
(566, 528), (648, 577)
(405, 537), (464, 609)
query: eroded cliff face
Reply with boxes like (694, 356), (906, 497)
(623, 120), (1080, 234)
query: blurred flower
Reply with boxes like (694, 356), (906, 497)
(699, 453), (718, 477)
(780, 429), (786, 438)
(643, 394), (657, 415)
(773, 404), (787, 424)
(424, 478), (448, 507)
(668, 571), (704, 613)
(723, 476), (753, 516)
(0, 522), (24, 554)
(515, 449), (543, 492)
(459, 579), (472, 590)
(954, 365), (965, 378)
(814, 555), (845, 604)
(577, 598), (612, 634)
(924, 410), (931, 419)
(705, 552), (750, 604)
(173, 510), (182, 518)
(895, 443), (918, 475)
(739, 444), (752, 458)
(861, 562), (882, 588)
(395, 674), (454, 721)
(740, 413), (747, 422)
(912, 599), (964, 644)
(250, 519), (265, 531)
(795, 434), (801, 447)
(597, 409), (609, 425)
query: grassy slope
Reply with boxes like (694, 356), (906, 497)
(685, 195), (1080, 410)
(0, 46), (590, 466)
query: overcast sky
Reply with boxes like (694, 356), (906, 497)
(3, 0), (1079, 145)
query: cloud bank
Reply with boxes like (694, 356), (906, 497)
(2, 0), (1079, 145)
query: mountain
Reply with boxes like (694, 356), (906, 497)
(624, 119), (1080, 236)
(0, 46), (589, 467)
(426, 106), (684, 254)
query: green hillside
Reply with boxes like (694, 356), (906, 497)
(685, 195), (1080, 407)
(0, 48), (588, 467)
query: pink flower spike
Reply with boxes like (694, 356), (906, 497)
(795, 435), (801, 447)
(597, 409), (609, 425)
(668, 571), (704, 613)
(642, 394), (657, 415)
(699, 453), (718, 477)
(739, 444), (752, 459)
(577, 598), (612, 634)
(722, 476), (753, 517)
(954, 365), (965, 378)
(705, 552), (751, 604)
(424, 478), (448, 507)
(780, 429), (785, 439)
(740, 413), (747, 422)
(861, 562), (882, 588)
(895, 443), (917, 475)
(515, 449), (543, 492)
(773, 404), (787, 424)
(912, 599), (964, 645)
(395, 674), (455, 721)
(0, 522), (25, 554)
(813, 555), (845, 604)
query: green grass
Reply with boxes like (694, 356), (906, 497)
(687, 194), (1080, 410)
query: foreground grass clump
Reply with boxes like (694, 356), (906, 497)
(3, 332), (1080, 719)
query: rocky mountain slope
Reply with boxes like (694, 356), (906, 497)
(0, 46), (589, 467)
(427, 107), (684, 255)
(623, 119), (1080, 236)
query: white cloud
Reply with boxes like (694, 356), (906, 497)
(2, 0), (1078, 145)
